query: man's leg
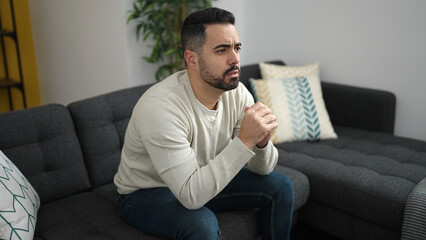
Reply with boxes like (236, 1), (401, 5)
(117, 188), (220, 240)
(205, 167), (294, 240)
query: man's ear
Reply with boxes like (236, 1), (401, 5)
(184, 49), (198, 70)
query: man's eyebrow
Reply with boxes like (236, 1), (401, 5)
(213, 42), (242, 50)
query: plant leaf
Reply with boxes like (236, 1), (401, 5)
(128, 0), (217, 81)
(164, 48), (177, 55)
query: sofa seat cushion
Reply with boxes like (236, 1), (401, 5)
(274, 165), (310, 211)
(92, 184), (260, 239)
(276, 126), (426, 232)
(34, 192), (159, 240)
(90, 165), (309, 239)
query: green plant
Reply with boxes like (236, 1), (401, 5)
(128, 0), (214, 81)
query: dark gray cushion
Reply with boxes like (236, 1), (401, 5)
(34, 192), (161, 240)
(98, 181), (260, 239)
(276, 126), (426, 232)
(34, 189), (260, 240)
(274, 165), (309, 211)
(68, 85), (153, 188)
(0, 104), (90, 203)
(322, 82), (396, 134)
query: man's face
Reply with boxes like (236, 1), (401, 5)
(198, 24), (241, 91)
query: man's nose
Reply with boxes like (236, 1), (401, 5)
(228, 49), (240, 66)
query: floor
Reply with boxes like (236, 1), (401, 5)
(290, 222), (343, 240)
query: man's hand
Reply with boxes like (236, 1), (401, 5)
(237, 102), (278, 149)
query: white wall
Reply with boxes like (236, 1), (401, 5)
(217, 0), (426, 141)
(29, 0), (426, 141)
(123, 0), (159, 86)
(28, 0), (157, 106)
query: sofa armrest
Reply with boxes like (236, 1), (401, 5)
(321, 81), (396, 134)
(401, 178), (426, 240)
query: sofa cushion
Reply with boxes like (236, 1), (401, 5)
(250, 76), (337, 143)
(89, 163), (309, 240)
(34, 192), (158, 240)
(34, 189), (261, 240)
(0, 150), (40, 240)
(0, 104), (91, 203)
(68, 85), (153, 188)
(274, 165), (309, 211)
(276, 126), (426, 232)
(239, 60), (285, 93)
(255, 62), (337, 143)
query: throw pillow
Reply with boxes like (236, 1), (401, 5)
(0, 150), (40, 240)
(250, 74), (337, 143)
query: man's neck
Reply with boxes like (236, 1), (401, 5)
(187, 70), (223, 110)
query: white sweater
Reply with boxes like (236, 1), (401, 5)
(114, 70), (278, 209)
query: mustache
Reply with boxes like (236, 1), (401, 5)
(223, 65), (240, 76)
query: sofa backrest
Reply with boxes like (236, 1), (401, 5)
(67, 84), (154, 188)
(239, 60), (396, 134)
(239, 60), (285, 93)
(0, 104), (91, 203)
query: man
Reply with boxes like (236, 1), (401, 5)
(114, 7), (294, 240)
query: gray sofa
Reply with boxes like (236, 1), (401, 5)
(0, 60), (425, 240)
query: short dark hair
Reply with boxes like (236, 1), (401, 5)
(181, 7), (235, 55)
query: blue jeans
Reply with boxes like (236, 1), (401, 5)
(117, 167), (294, 240)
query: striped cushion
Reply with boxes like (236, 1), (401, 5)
(249, 62), (337, 143)
(401, 178), (426, 240)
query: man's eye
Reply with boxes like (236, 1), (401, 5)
(217, 49), (226, 54)
(235, 47), (241, 53)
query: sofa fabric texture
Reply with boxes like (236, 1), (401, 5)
(401, 177), (426, 240)
(68, 85), (154, 188)
(277, 127), (426, 232)
(0, 104), (91, 203)
(0, 60), (425, 240)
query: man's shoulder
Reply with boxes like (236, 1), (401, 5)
(143, 70), (188, 100)
(134, 70), (191, 117)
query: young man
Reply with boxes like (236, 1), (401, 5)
(114, 7), (294, 240)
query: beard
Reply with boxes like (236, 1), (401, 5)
(198, 57), (240, 91)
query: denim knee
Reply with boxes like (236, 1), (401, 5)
(180, 208), (220, 240)
(270, 173), (294, 207)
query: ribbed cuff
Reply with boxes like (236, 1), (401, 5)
(253, 140), (271, 156)
(221, 137), (255, 171)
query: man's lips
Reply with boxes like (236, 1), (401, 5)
(224, 65), (240, 78)
(227, 70), (240, 78)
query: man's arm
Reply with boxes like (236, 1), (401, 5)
(136, 99), (255, 210)
(237, 102), (279, 175)
(232, 86), (279, 175)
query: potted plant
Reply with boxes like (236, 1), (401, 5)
(128, 0), (214, 81)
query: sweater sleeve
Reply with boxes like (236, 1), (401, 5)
(246, 142), (278, 175)
(233, 84), (279, 175)
(136, 98), (255, 210)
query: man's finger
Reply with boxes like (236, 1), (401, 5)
(247, 102), (265, 112)
(262, 114), (277, 124)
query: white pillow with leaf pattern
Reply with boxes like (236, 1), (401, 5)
(0, 150), (40, 240)
(248, 62), (337, 143)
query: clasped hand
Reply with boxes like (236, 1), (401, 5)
(238, 102), (278, 149)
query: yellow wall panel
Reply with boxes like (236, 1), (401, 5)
(0, 0), (40, 112)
